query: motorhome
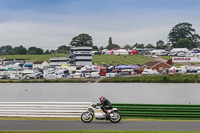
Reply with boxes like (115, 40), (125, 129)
(21, 70), (36, 79)
(168, 66), (186, 75)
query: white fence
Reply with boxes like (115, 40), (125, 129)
(0, 102), (91, 117)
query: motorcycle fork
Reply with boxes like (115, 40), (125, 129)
(87, 111), (93, 117)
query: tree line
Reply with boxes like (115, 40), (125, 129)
(0, 22), (200, 55)
(0, 45), (71, 55)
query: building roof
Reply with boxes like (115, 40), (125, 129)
(143, 61), (171, 68)
(33, 61), (45, 64)
(143, 61), (161, 67)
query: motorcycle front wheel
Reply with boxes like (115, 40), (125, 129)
(109, 111), (121, 123)
(81, 112), (93, 123)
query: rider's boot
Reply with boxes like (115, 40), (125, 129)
(105, 110), (110, 120)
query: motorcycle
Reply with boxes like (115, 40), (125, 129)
(81, 103), (121, 123)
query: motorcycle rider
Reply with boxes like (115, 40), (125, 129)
(97, 96), (112, 119)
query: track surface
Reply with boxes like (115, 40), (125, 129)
(1, 120), (200, 131)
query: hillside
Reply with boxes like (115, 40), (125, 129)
(0, 54), (154, 65)
(92, 55), (154, 65)
(0, 53), (66, 63)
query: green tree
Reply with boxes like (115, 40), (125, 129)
(8, 49), (16, 55)
(174, 38), (192, 48)
(13, 45), (27, 55)
(0, 45), (12, 55)
(105, 44), (120, 50)
(28, 50), (37, 55)
(28, 47), (43, 55)
(164, 43), (171, 49)
(44, 50), (50, 54)
(133, 43), (144, 48)
(156, 40), (165, 49)
(123, 44), (132, 49)
(70, 33), (93, 47)
(36, 48), (44, 54)
(168, 22), (200, 48)
(99, 46), (104, 51)
(108, 37), (112, 46)
(57, 45), (71, 54)
(50, 50), (56, 54)
(146, 44), (155, 48)
(92, 45), (99, 51)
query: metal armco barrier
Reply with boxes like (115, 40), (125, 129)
(0, 102), (91, 117)
(1, 102), (200, 119)
(112, 103), (200, 119)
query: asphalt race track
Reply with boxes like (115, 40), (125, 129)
(1, 120), (200, 131)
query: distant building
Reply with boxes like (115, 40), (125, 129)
(33, 61), (49, 69)
(49, 57), (69, 67)
(141, 61), (171, 74)
(68, 47), (92, 66)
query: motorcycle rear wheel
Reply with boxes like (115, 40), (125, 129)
(109, 111), (121, 123)
(81, 112), (93, 123)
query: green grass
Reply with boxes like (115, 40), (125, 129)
(0, 54), (153, 65)
(92, 55), (154, 65)
(0, 131), (199, 133)
(0, 53), (67, 63)
(159, 56), (172, 61)
(100, 74), (200, 83)
(0, 78), (91, 83)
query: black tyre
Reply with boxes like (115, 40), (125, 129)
(109, 111), (121, 123)
(81, 112), (93, 123)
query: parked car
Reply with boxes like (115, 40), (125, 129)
(161, 51), (169, 56)
(84, 73), (91, 78)
(142, 69), (159, 75)
(70, 73), (81, 78)
(152, 55), (158, 58)
(177, 52), (185, 57)
(197, 70), (200, 74)
(168, 52), (177, 56)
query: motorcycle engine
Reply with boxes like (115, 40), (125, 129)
(95, 112), (105, 119)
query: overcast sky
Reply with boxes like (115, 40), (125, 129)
(0, 0), (200, 50)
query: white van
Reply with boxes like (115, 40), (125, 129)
(90, 72), (100, 78)
(142, 69), (159, 75)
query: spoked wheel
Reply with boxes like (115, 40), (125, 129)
(81, 112), (93, 123)
(109, 111), (121, 123)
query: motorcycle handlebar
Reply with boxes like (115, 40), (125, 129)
(91, 104), (97, 108)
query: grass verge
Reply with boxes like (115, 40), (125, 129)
(100, 74), (200, 83)
(0, 78), (92, 83)
(0, 131), (199, 133)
